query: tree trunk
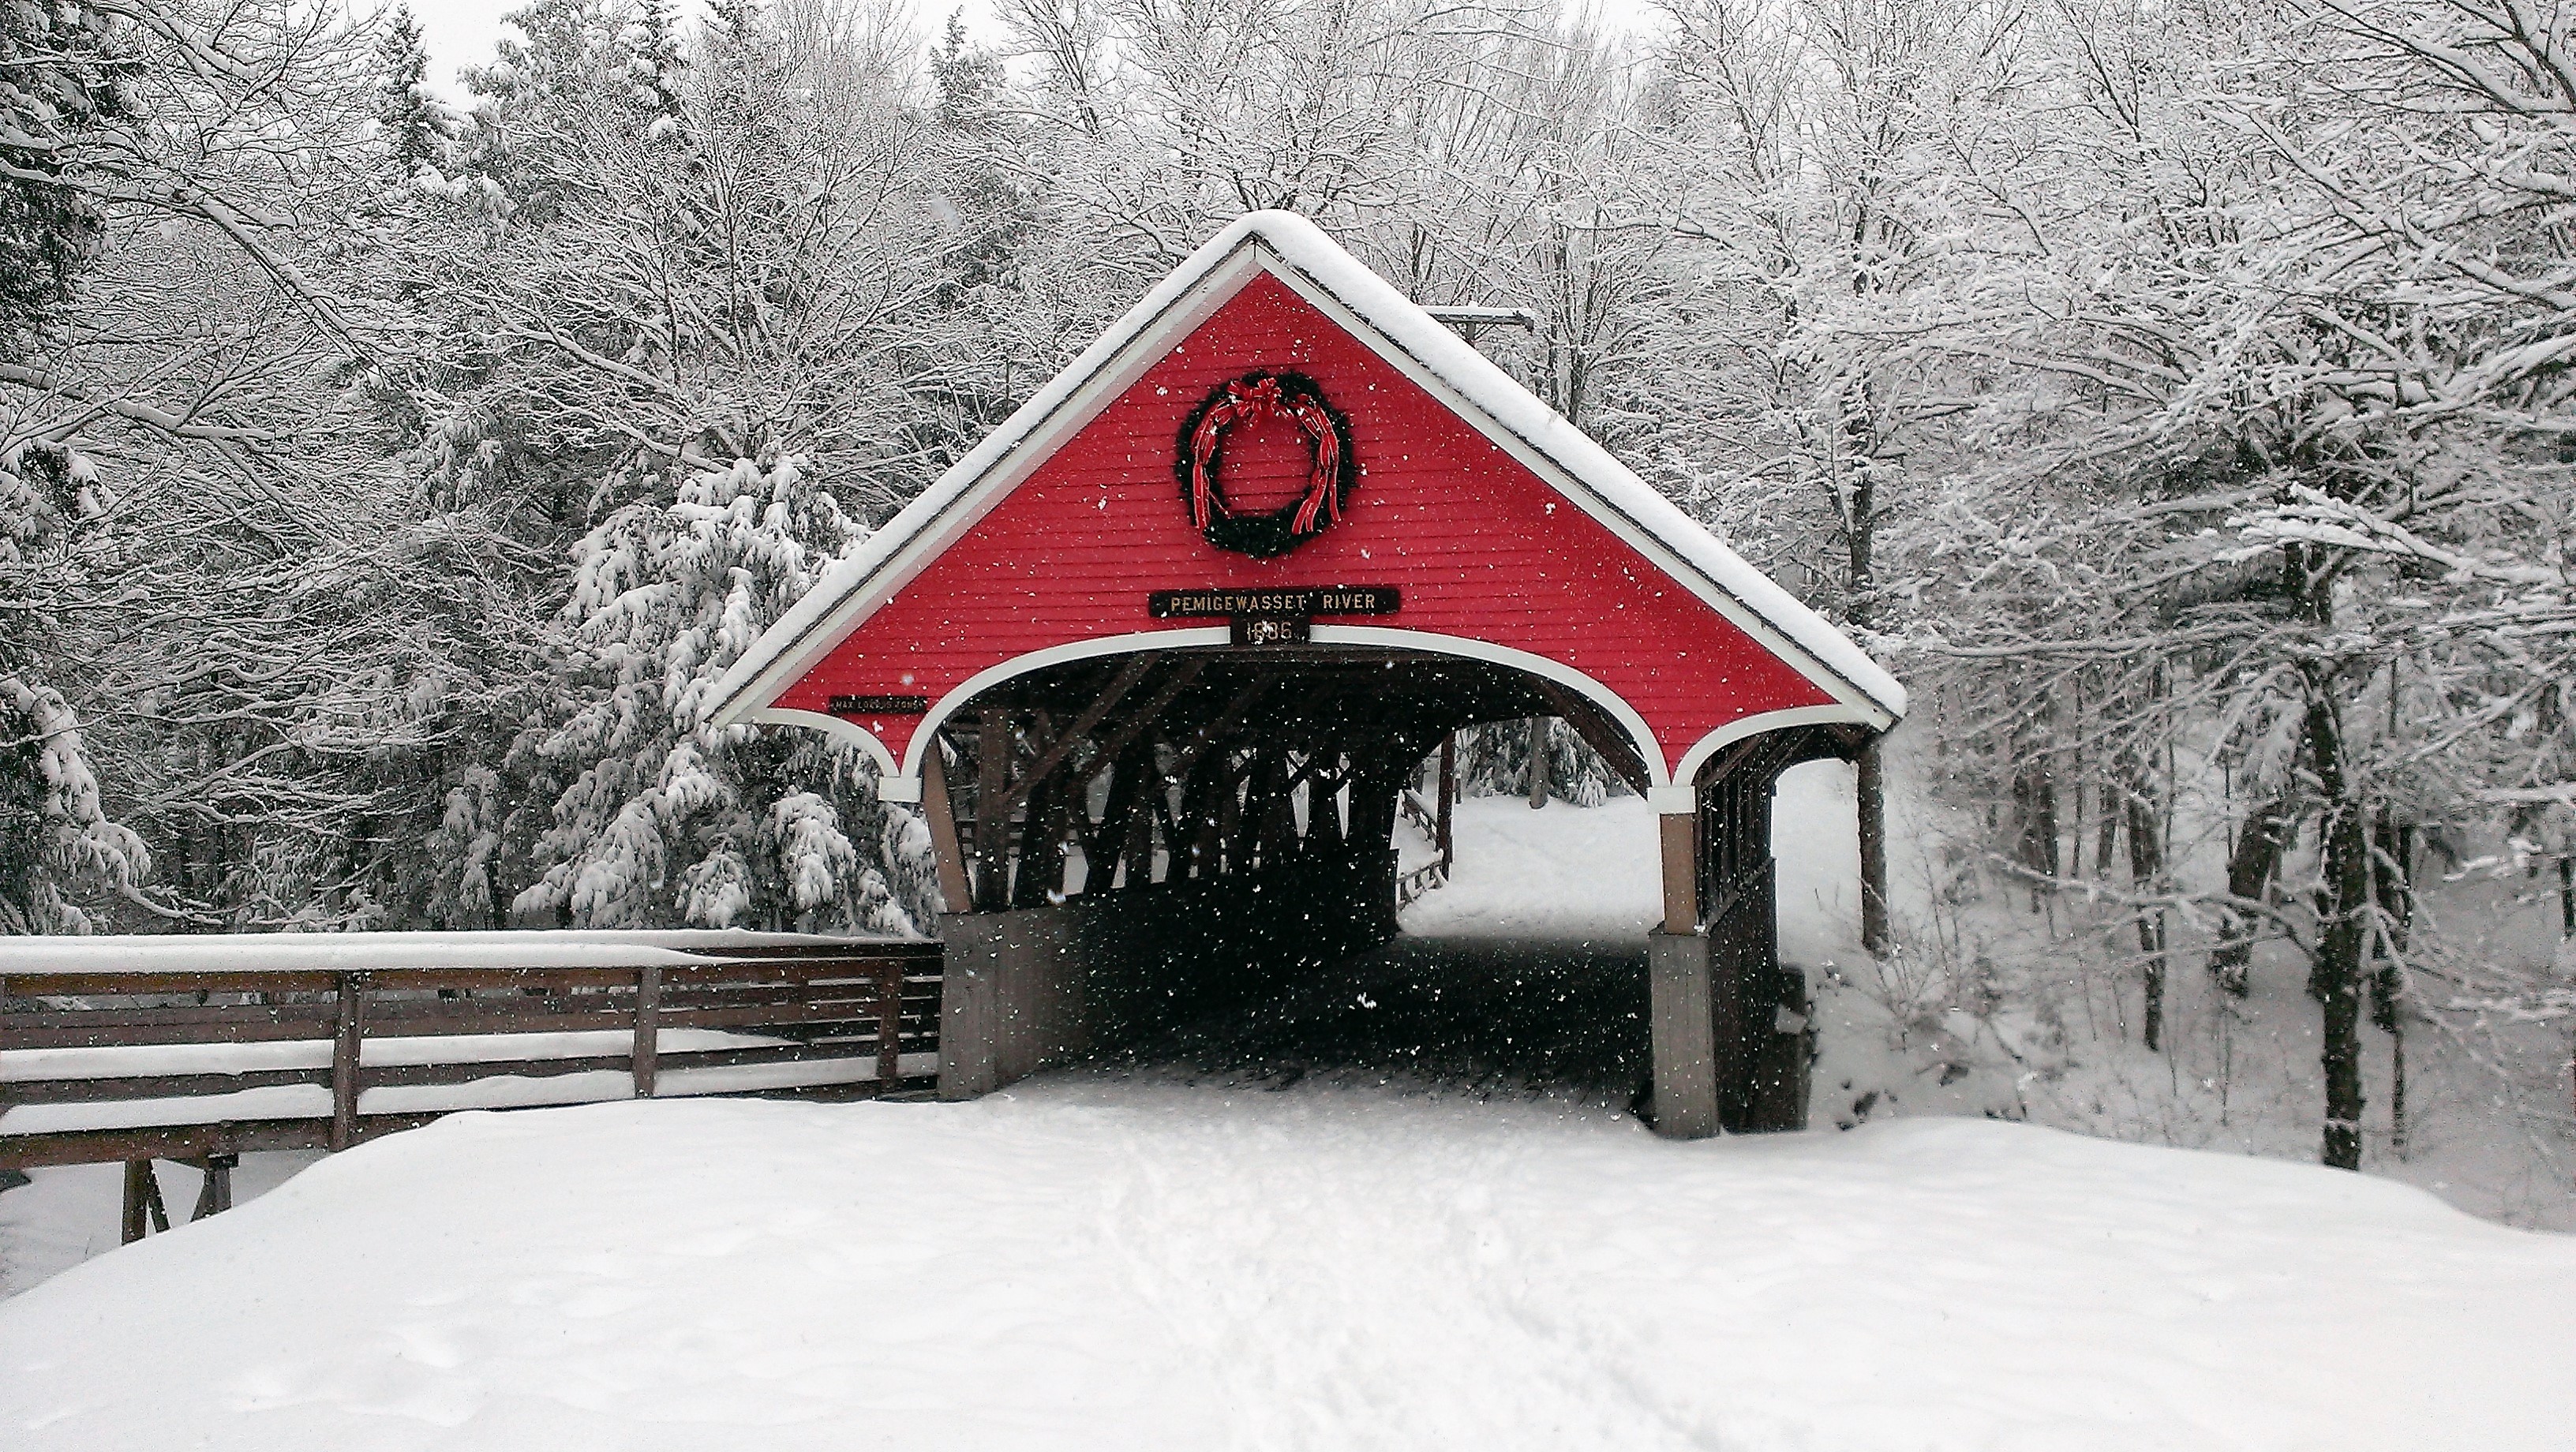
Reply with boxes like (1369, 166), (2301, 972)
(2559, 856), (2573, 940)
(2304, 687), (2369, 1173)
(2125, 773), (2167, 1053)
(1844, 447), (1892, 952)
(1526, 718), (1549, 809)
(1856, 742), (1892, 955)
(2372, 814), (2416, 1158)
(2211, 788), (2295, 995)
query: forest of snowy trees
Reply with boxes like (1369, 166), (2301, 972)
(2, 0), (2571, 1179)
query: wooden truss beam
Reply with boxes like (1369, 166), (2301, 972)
(997, 653), (1163, 814)
(1073, 659), (1211, 789)
(920, 737), (974, 912)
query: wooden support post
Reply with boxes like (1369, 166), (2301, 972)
(1649, 788), (1720, 1139)
(1248, 749), (1293, 869)
(975, 714), (1013, 911)
(1181, 750), (1226, 879)
(330, 971), (368, 1151)
(1010, 769), (1060, 908)
(1659, 809), (1701, 935)
(1436, 733), (1456, 873)
(189, 1154), (235, 1222)
(121, 1159), (152, 1244)
(877, 960), (905, 1087)
(1215, 750), (1252, 876)
(1088, 743), (1147, 889)
(631, 964), (661, 1098)
(1649, 933), (1720, 1139)
(1527, 717), (1550, 808)
(921, 739), (973, 914)
(1129, 757), (1168, 885)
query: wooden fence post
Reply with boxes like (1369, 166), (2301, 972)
(877, 959), (904, 1087)
(330, 972), (368, 1151)
(631, 964), (661, 1098)
(121, 1160), (150, 1244)
(1436, 733), (1455, 874)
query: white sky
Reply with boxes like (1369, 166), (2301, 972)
(397, 0), (1663, 97)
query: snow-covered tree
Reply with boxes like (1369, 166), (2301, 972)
(512, 451), (925, 932)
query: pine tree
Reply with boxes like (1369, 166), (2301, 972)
(373, 6), (461, 178)
(0, 439), (147, 932)
(0, 0), (124, 332)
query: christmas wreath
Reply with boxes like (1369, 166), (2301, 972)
(1174, 370), (1357, 558)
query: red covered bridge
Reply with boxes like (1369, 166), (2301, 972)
(708, 211), (1904, 1137)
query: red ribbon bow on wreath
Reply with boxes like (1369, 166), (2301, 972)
(1178, 370), (1356, 558)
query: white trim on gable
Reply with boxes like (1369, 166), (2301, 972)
(857, 627), (1674, 800)
(747, 707), (897, 777)
(1671, 705), (1873, 788)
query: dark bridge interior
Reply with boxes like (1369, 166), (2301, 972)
(924, 644), (1668, 1102)
(927, 640), (1843, 1128)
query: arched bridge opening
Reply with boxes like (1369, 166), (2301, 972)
(919, 640), (1858, 1132)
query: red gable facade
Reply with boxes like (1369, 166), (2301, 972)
(709, 214), (1900, 805)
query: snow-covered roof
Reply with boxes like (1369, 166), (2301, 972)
(707, 210), (1904, 735)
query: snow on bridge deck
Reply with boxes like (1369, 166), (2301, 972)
(0, 929), (893, 976)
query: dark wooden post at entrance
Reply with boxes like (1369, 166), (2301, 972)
(1436, 733), (1455, 874)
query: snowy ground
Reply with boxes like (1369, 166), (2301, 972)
(6, 766), (2573, 1446)
(5, 1087), (2574, 1451)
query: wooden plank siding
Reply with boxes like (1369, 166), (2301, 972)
(0, 941), (942, 1172)
(771, 271), (1836, 780)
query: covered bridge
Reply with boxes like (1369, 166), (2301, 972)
(706, 211), (1904, 1137)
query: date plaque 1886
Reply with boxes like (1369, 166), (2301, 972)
(1148, 586), (1399, 648)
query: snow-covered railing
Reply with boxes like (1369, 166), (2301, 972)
(0, 932), (943, 1190)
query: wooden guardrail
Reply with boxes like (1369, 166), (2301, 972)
(0, 937), (943, 1192)
(1396, 787), (1454, 908)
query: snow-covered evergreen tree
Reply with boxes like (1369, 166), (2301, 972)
(373, 6), (463, 180)
(511, 451), (924, 933)
(0, 440), (147, 932)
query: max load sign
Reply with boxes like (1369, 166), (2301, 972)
(1149, 586), (1399, 646)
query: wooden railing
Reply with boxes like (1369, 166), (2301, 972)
(0, 937), (943, 1184)
(1396, 787), (1454, 908)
